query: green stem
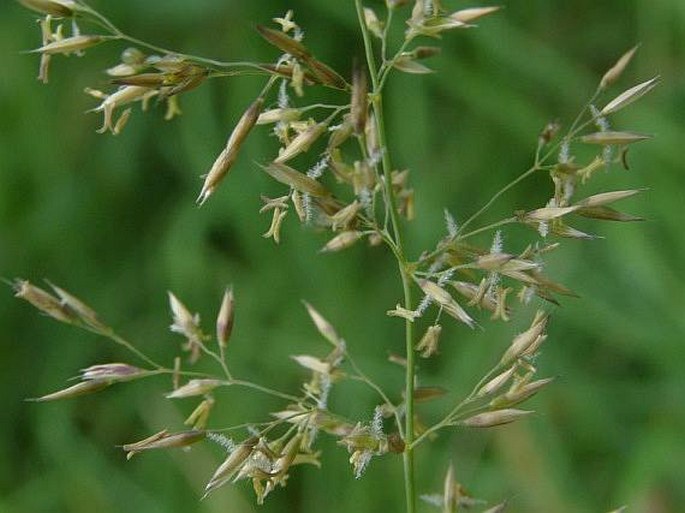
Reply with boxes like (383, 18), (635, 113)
(355, 2), (415, 512)
(457, 165), (539, 237)
(78, 3), (270, 73)
(378, 37), (412, 90)
(410, 365), (501, 449)
(102, 329), (164, 369)
(458, 217), (517, 241)
(456, 95), (603, 239)
(225, 379), (301, 403)
(399, 270), (416, 513)
(346, 352), (404, 439)
(197, 341), (233, 380)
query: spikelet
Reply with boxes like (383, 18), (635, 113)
(197, 97), (264, 205)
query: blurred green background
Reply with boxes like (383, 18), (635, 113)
(1, 1), (684, 512)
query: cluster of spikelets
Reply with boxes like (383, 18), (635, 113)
(12, 274), (553, 505)
(15, 0), (656, 510)
(13, 276), (628, 512)
(12, 277), (391, 502)
(19, 0), (655, 252)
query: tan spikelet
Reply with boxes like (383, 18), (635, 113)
(600, 45), (639, 90)
(197, 97), (264, 205)
(32, 35), (106, 55)
(601, 76), (660, 115)
(460, 409), (534, 428)
(262, 162), (331, 197)
(580, 131), (652, 145)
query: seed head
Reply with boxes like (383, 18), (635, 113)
(121, 47), (146, 65)
(327, 116), (354, 149)
(363, 7), (384, 38)
(476, 365), (517, 398)
(580, 131), (653, 146)
(523, 206), (578, 222)
(500, 310), (549, 365)
(13, 279), (75, 323)
(475, 252), (514, 271)
(303, 301), (342, 346)
(460, 409), (534, 428)
(600, 45), (639, 90)
(329, 200), (361, 230)
(257, 25), (310, 59)
(203, 437), (259, 497)
(80, 363), (146, 382)
(274, 121), (328, 164)
(443, 462), (461, 513)
(168, 292), (198, 336)
(197, 97), (264, 205)
(320, 231), (363, 253)
(263, 162), (331, 197)
(304, 57), (348, 90)
(271, 434), (303, 478)
(122, 429), (206, 460)
(406, 12), (470, 39)
(29, 379), (111, 402)
(46, 280), (107, 330)
(450, 6), (501, 23)
(292, 355), (332, 375)
(19, 0), (78, 17)
(88, 85), (157, 134)
(216, 287), (235, 348)
(32, 35), (107, 55)
(576, 206), (643, 222)
(418, 279), (475, 328)
(168, 291), (204, 363)
(539, 120), (561, 145)
(351, 62), (368, 135)
(257, 108), (301, 125)
(185, 397), (214, 430)
(394, 54), (434, 74)
(450, 280), (499, 313)
(576, 188), (644, 208)
(416, 324), (442, 358)
(112, 72), (167, 88)
(166, 379), (223, 399)
(490, 377), (555, 408)
(339, 414), (388, 479)
(601, 76), (660, 115)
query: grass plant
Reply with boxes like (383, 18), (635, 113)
(11, 1), (659, 512)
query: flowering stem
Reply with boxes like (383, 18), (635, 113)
(77, 2), (274, 73)
(346, 352), (405, 439)
(224, 379), (301, 403)
(457, 107), (601, 238)
(355, 2), (416, 512)
(98, 328), (164, 369)
(197, 342), (233, 380)
(410, 365), (502, 449)
(457, 217), (517, 241)
(457, 165), (540, 237)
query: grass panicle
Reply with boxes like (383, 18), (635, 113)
(12, 1), (658, 511)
